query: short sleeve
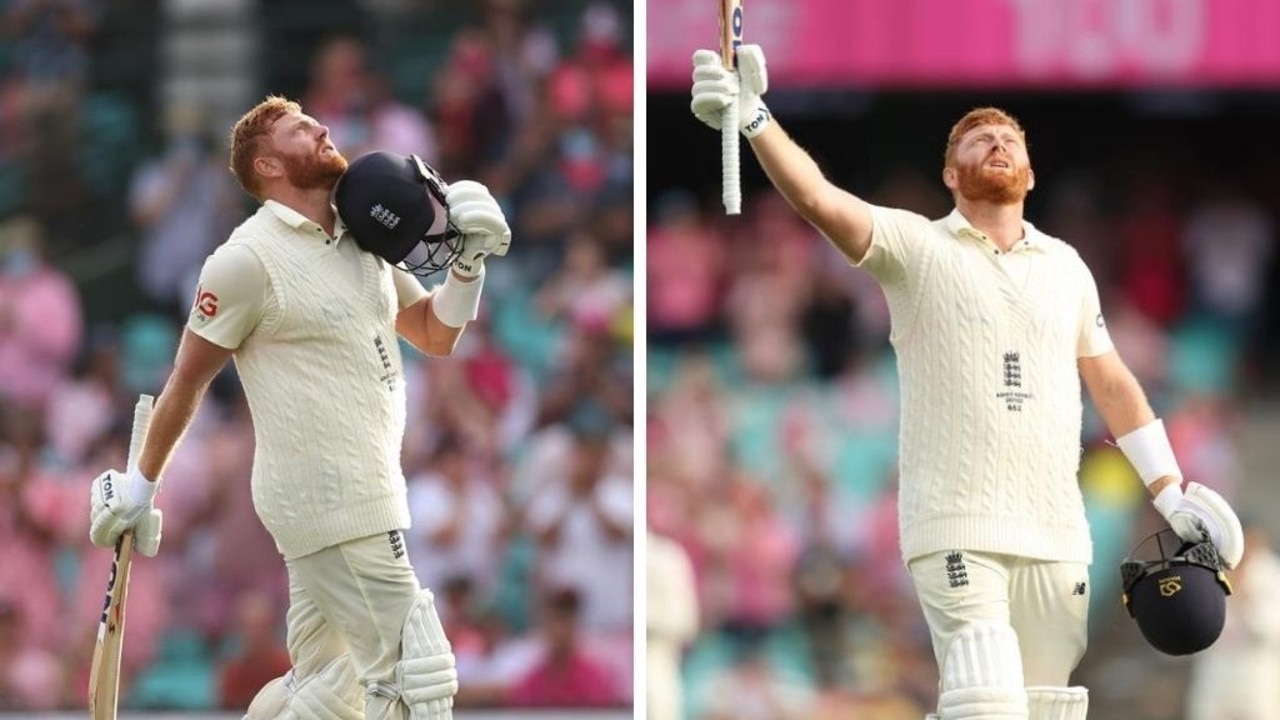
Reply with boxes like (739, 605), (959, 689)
(855, 205), (934, 287)
(392, 266), (430, 309)
(1076, 258), (1114, 358)
(187, 243), (268, 350)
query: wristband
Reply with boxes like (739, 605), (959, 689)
(431, 266), (485, 328)
(1115, 418), (1182, 487)
(125, 466), (159, 506)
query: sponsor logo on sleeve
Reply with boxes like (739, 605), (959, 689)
(194, 287), (219, 319)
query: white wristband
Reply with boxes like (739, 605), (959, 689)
(125, 466), (159, 506)
(430, 266), (485, 328)
(1115, 418), (1182, 487)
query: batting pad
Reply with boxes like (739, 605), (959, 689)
(939, 623), (1028, 719)
(398, 588), (458, 720)
(1027, 686), (1088, 720)
(245, 655), (363, 720)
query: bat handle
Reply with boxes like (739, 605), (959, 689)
(127, 394), (153, 474)
(722, 97), (741, 215)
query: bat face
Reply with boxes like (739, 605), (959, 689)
(720, 0), (743, 68)
(88, 529), (136, 718)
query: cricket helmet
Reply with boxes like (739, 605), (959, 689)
(1120, 528), (1233, 656)
(334, 151), (461, 276)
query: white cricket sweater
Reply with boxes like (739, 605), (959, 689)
(856, 207), (1113, 564)
(206, 204), (412, 559)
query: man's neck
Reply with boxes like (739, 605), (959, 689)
(267, 186), (337, 236)
(955, 199), (1025, 252)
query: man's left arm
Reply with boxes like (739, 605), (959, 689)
(1079, 350), (1244, 568)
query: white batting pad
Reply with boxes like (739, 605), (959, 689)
(939, 687), (1030, 719)
(1027, 686), (1088, 720)
(1184, 482), (1245, 569)
(940, 623), (1028, 719)
(398, 588), (458, 720)
(245, 655), (363, 720)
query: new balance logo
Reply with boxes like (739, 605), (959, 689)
(388, 531), (405, 560)
(1073, 582), (1087, 596)
(370, 204), (401, 230)
(945, 551), (969, 588)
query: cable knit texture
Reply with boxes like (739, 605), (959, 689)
(858, 206), (1111, 565)
(227, 206), (410, 559)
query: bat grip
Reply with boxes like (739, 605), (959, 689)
(721, 97), (741, 215)
(127, 394), (154, 474)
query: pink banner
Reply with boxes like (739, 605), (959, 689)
(648, 0), (1280, 88)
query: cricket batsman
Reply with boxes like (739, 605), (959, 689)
(88, 95), (511, 719)
(689, 46), (1245, 719)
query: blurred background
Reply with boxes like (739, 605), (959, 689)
(646, 1), (1280, 719)
(0, 0), (633, 714)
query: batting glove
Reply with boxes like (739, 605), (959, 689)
(445, 181), (511, 279)
(690, 45), (772, 138)
(1153, 481), (1244, 569)
(90, 467), (164, 557)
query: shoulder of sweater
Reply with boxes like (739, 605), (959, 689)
(1027, 224), (1085, 261)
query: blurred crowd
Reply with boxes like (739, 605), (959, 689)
(646, 155), (1280, 718)
(0, 0), (632, 712)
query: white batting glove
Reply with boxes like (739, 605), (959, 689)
(90, 467), (164, 557)
(445, 181), (511, 279)
(1153, 482), (1244, 569)
(690, 45), (772, 138)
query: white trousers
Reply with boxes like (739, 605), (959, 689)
(285, 530), (422, 695)
(908, 550), (1090, 687)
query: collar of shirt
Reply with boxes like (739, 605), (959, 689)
(263, 200), (350, 244)
(943, 207), (1046, 255)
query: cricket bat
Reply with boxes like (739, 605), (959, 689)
(88, 394), (154, 719)
(720, 0), (744, 215)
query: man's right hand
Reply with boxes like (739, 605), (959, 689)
(690, 45), (772, 138)
(90, 467), (164, 557)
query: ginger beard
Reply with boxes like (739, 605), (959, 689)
(280, 143), (349, 191)
(953, 152), (1032, 205)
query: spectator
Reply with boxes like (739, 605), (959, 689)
(506, 587), (622, 707)
(1184, 522), (1280, 719)
(0, 599), (62, 711)
(0, 215), (82, 411)
(700, 642), (817, 720)
(647, 191), (728, 346)
(304, 34), (436, 163)
(217, 591), (291, 710)
(405, 435), (507, 599)
(128, 101), (238, 318)
(526, 421), (632, 633)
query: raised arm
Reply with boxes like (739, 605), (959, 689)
(691, 46), (874, 263)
